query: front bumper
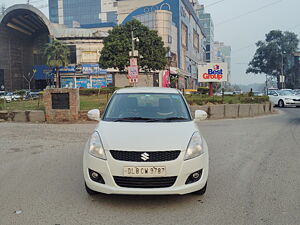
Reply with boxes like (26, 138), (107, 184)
(83, 144), (209, 195)
(285, 99), (300, 106)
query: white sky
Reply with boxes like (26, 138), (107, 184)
(1, 0), (300, 84)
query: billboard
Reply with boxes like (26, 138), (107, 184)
(198, 63), (228, 83)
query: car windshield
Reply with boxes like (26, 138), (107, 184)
(278, 90), (294, 96)
(103, 93), (191, 122)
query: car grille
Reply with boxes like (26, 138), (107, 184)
(293, 99), (300, 101)
(113, 176), (177, 188)
(110, 150), (181, 162)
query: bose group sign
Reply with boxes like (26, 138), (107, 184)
(198, 63), (228, 83)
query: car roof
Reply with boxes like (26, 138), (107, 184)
(115, 87), (180, 94)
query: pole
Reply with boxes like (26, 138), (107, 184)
(209, 82), (213, 97)
(281, 52), (284, 89)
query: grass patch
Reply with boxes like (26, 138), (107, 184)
(0, 99), (44, 111)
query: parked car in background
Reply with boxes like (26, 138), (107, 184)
(0, 92), (13, 103)
(23, 91), (41, 100)
(268, 89), (300, 107)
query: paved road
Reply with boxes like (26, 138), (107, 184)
(0, 108), (299, 225)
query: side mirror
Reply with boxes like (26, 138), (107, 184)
(87, 109), (101, 121)
(194, 110), (208, 121)
(273, 93), (278, 96)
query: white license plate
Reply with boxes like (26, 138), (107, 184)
(124, 166), (166, 177)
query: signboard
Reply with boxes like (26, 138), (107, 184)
(198, 63), (228, 83)
(130, 58), (137, 66)
(76, 78), (90, 88)
(82, 64), (107, 75)
(128, 66), (139, 79)
(92, 77), (107, 88)
(51, 93), (70, 109)
(61, 77), (75, 88)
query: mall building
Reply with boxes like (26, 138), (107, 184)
(0, 0), (208, 91)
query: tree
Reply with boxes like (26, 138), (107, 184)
(246, 30), (299, 88)
(99, 19), (169, 72)
(44, 40), (70, 88)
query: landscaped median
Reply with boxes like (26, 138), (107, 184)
(0, 90), (274, 123)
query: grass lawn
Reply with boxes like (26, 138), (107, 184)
(80, 95), (110, 111)
(0, 99), (44, 111)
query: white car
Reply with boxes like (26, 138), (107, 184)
(0, 92), (12, 103)
(83, 87), (209, 195)
(268, 89), (300, 108)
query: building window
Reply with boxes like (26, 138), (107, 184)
(181, 22), (188, 50)
(193, 30), (199, 51)
(168, 35), (172, 44)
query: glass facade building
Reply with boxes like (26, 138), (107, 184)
(196, 5), (214, 63)
(49, 0), (102, 27)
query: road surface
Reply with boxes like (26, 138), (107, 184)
(0, 108), (299, 225)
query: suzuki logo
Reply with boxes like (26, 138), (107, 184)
(141, 152), (150, 161)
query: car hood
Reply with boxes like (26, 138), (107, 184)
(95, 121), (199, 151)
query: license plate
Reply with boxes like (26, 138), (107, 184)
(124, 166), (166, 177)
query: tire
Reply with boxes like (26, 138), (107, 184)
(85, 183), (98, 195)
(193, 182), (207, 195)
(278, 100), (285, 108)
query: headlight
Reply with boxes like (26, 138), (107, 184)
(184, 132), (204, 160)
(88, 131), (106, 160)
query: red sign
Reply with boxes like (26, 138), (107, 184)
(128, 66), (139, 79)
(130, 58), (137, 66)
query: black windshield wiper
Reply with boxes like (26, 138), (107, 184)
(152, 117), (188, 122)
(113, 117), (157, 122)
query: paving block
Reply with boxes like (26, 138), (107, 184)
(27, 110), (45, 122)
(238, 104), (251, 118)
(0, 110), (9, 120)
(225, 104), (239, 118)
(250, 104), (259, 117)
(12, 111), (28, 122)
(209, 105), (225, 119)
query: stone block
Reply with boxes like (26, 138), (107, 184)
(12, 110), (28, 122)
(0, 110), (9, 121)
(250, 104), (259, 117)
(209, 105), (225, 119)
(224, 104), (239, 118)
(238, 104), (251, 118)
(258, 104), (265, 115)
(27, 110), (45, 122)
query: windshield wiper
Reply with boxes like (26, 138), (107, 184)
(152, 117), (188, 122)
(113, 117), (157, 122)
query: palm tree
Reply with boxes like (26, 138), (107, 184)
(44, 40), (70, 88)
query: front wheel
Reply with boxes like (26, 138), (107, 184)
(193, 182), (207, 195)
(278, 100), (285, 108)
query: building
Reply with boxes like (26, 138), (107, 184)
(0, 4), (112, 91)
(213, 41), (231, 82)
(118, 0), (206, 89)
(195, 4), (214, 63)
(48, 0), (117, 28)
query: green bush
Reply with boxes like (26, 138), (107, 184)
(185, 94), (269, 105)
(79, 87), (119, 96)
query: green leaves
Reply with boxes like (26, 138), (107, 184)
(44, 40), (70, 68)
(99, 19), (168, 72)
(247, 30), (299, 86)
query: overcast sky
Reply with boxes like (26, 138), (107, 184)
(1, 0), (300, 84)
